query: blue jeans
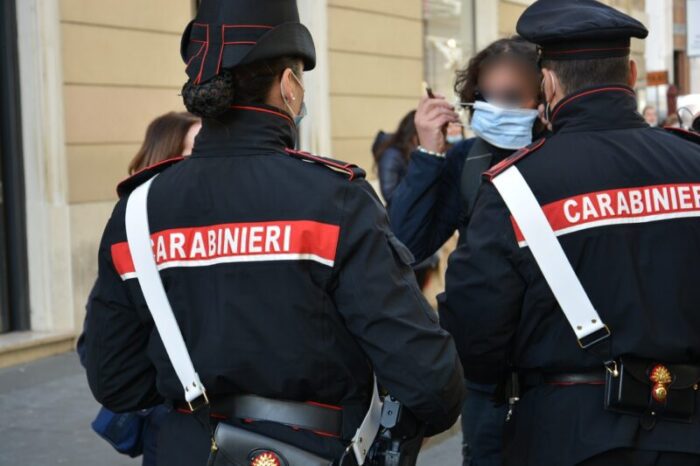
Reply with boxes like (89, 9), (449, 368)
(461, 381), (506, 466)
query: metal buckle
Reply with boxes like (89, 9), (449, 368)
(577, 325), (611, 349)
(186, 391), (210, 412)
(604, 360), (619, 378)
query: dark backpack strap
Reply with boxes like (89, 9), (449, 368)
(460, 138), (493, 217)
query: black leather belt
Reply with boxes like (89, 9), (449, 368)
(521, 369), (605, 389)
(175, 395), (343, 437)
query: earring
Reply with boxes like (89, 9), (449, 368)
(292, 95), (296, 101)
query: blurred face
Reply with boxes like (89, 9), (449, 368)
(182, 121), (202, 156)
(477, 59), (539, 110)
(643, 107), (658, 126)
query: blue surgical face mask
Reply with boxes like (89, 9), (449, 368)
(469, 100), (539, 150)
(294, 101), (307, 126)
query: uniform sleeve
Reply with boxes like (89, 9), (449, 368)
(388, 141), (471, 262)
(332, 181), (465, 436)
(84, 202), (162, 412)
(438, 182), (526, 384)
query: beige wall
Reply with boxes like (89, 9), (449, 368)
(327, 0), (424, 172)
(59, 0), (193, 328)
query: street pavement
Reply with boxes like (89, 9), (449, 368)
(0, 352), (462, 465)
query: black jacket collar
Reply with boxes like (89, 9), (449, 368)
(191, 104), (296, 157)
(550, 85), (647, 134)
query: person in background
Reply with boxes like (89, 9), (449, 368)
(388, 36), (542, 466)
(77, 110), (201, 466)
(127, 111), (202, 174)
(372, 110), (417, 205)
(662, 113), (680, 128)
(642, 104), (658, 127)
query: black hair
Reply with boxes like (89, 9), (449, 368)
(454, 36), (540, 105)
(182, 56), (302, 118)
(373, 110), (417, 165)
(541, 56), (631, 95)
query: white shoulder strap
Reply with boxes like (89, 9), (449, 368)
(125, 176), (207, 404)
(125, 176), (382, 463)
(491, 166), (610, 348)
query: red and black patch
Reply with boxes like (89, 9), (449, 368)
(483, 138), (547, 181)
(285, 148), (365, 181)
(116, 157), (184, 197)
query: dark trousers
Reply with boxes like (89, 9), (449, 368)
(141, 405), (170, 466)
(461, 381), (506, 466)
(578, 449), (700, 466)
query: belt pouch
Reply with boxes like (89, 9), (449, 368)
(207, 422), (335, 466)
(604, 356), (700, 425)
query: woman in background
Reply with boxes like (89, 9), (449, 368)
(128, 111), (201, 174)
(372, 110), (417, 206)
(78, 110), (201, 466)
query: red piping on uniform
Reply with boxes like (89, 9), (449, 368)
(230, 105), (294, 125)
(664, 126), (700, 141)
(193, 23), (210, 84)
(544, 47), (630, 56)
(551, 87), (635, 123)
(484, 138), (546, 181)
(186, 41), (206, 69)
(311, 429), (341, 439)
(216, 26), (226, 76)
(116, 156), (185, 187)
(285, 148), (359, 181)
(305, 401), (343, 411)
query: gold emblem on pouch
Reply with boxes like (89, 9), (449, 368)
(649, 364), (673, 403)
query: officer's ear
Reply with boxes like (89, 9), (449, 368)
(628, 59), (638, 88)
(280, 68), (297, 102)
(541, 68), (559, 104)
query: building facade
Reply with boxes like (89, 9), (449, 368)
(0, 0), (648, 366)
(645, 0), (700, 122)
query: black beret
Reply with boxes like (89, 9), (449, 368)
(517, 0), (648, 61)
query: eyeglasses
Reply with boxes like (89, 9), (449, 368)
(474, 89), (527, 109)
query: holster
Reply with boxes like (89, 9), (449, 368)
(604, 356), (700, 429)
(207, 422), (335, 466)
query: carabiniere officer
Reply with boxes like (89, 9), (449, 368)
(83, 1), (465, 465)
(439, 1), (700, 465)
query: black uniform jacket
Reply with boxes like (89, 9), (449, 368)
(84, 104), (465, 444)
(438, 85), (700, 464)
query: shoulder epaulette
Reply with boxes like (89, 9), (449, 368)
(483, 138), (547, 181)
(664, 127), (700, 145)
(285, 148), (366, 181)
(116, 157), (185, 197)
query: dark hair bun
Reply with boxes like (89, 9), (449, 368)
(181, 70), (235, 118)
